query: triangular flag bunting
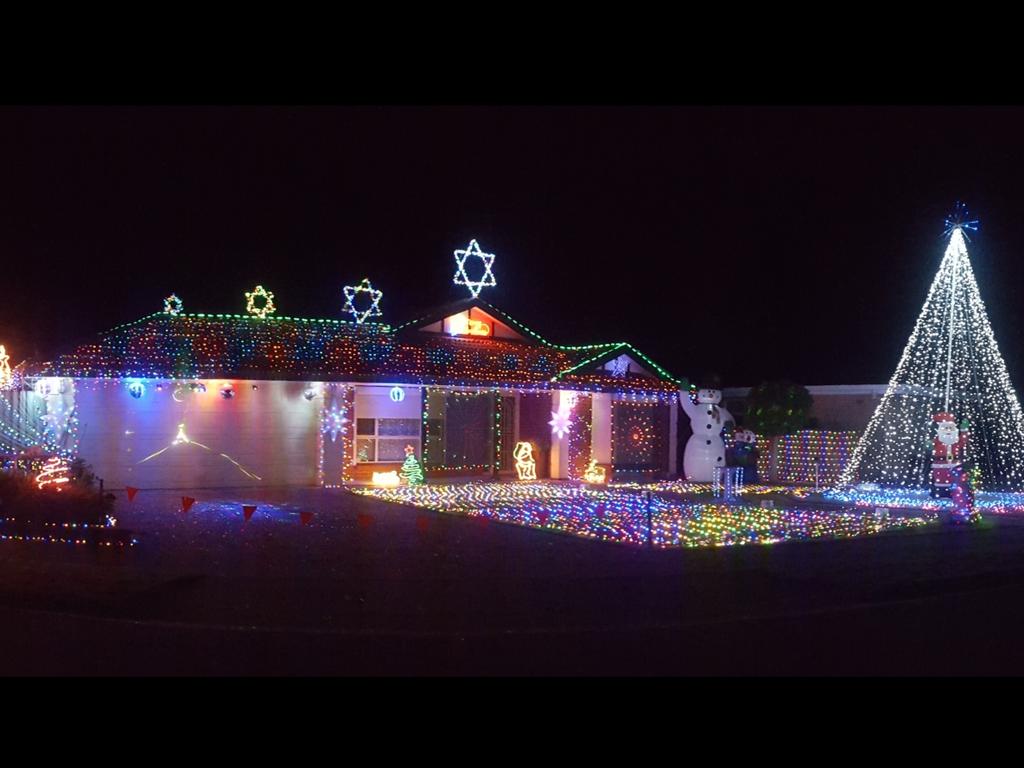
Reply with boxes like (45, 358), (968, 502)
(299, 511), (314, 526)
(125, 486), (139, 502)
(242, 505), (256, 522)
(181, 496), (196, 513)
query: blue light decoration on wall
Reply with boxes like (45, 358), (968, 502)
(127, 380), (145, 399)
(390, 386), (405, 403)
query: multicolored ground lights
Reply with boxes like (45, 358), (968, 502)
(818, 486), (1024, 515)
(352, 482), (934, 548)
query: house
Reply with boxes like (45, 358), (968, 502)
(14, 298), (682, 489)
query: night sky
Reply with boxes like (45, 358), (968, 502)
(3, 106), (1024, 390)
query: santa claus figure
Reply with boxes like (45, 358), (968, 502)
(930, 412), (970, 498)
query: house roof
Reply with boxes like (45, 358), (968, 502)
(39, 301), (683, 395)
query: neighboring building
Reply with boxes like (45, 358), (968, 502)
(722, 384), (888, 433)
(11, 298), (682, 489)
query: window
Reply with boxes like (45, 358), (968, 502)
(355, 418), (421, 463)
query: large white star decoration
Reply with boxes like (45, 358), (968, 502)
(245, 285), (276, 318)
(342, 278), (384, 324)
(453, 239), (496, 299)
(549, 410), (573, 439)
(323, 407), (348, 443)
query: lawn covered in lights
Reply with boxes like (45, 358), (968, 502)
(352, 483), (935, 548)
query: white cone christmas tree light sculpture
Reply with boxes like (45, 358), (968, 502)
(839, 205), (1024, 491)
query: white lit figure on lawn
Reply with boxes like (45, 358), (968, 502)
(514, 441), (537, 481)
(680, 388), (733, 482)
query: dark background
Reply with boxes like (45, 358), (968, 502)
(2, 106), (1023, 388)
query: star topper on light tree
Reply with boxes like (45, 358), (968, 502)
(453, 238), (496, 299)
(342, 278), (384, 324)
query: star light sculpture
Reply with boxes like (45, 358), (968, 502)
(163, 293), (184, 316)
(245, 285), (276, 318)
(549, 409), (573, 439)
(453, 238), (496, 299)
(342, 278), (383, 324)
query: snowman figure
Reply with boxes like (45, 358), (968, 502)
(680, 388), (733, 482)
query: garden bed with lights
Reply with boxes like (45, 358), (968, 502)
(351, 482), (936, 548)
(0, 460), (131, 547)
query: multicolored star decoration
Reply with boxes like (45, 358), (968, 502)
(245, 285), (276, 319)
(163, 293), (183, 316)
(342, 278), (383, 324)
(453, 238), (496, 299)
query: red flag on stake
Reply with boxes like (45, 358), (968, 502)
(416, 515), (430, 532)
(299, 511), (314, 527)
(125, 487), (139, 502)
(242, 505), (256, 522)
(181, 496), (196, 513)
(356, 513), (373, 529)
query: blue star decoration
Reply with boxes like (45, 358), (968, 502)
(342, 278), (383, 324)
(943, 201), (980, 240)
(453, 238), (497, 299)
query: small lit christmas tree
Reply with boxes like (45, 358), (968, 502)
(400, 444), (424, 486)
(36, 456), (71, 491)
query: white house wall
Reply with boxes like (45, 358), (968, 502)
(74, 378), (320, 489)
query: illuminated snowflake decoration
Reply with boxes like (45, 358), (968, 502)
(453, 239), (496, 299)
(549, 410), (573, 439)
(342, 278), (383, 324)
(323, 406), (348, 443)
(245, 284), (276, 318)
(943, 201), (979, 240)
(163, 293), (183, 316)
(610, 357), (629, 378)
